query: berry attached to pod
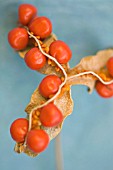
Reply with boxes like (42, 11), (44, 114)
(40, 103), (63, 127)
(26, 129), (49, 153)
(18, 4), (37, 25)
(8, 27), (29, 50)
(28, 16), (52, 39)
(39, 75), (62, 98)
(95, 81), (113, 98)
(24, 47), (46, 70)
(10, 118), (29, 142)
(49, 40), (72, 64)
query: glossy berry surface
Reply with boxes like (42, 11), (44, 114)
(24, 47), (46, 70)
(39, 75), (62, 98)
(18, 4), (37, 25)
(49, 40), (72, 64)
(10, 118), (29, 142)
(28, 16), (52, 39)
(26, 129), (49, 153)
(107, 57), (113, 77)
(96, 81), (113, 98)
(8, 27), (29, 50)
(40, 103), (63, 127)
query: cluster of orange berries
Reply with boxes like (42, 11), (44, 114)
(8, 3), (72, 154)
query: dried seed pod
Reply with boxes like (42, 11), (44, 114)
(67, 49), (113, 92)
(13, 27), (113, 157)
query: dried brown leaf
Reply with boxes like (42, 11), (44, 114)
(14, 143), (38, 157)
(42, 86), (73, 140)
(38, 62), (64, 76)
(15, 84), (73, 156)
(54, 87), (73, 118)
(25, 86), (73, 135)
(25, 88), (47, 114)
(68, 49), (113, 74)
(67, 49), (113, 92)
(66, 75), (96, 93)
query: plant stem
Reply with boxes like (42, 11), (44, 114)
(55, 134), (64, 170)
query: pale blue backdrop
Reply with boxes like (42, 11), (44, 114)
(0, 0), (113, 170)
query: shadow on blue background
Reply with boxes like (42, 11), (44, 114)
(0, 0), (113, 170)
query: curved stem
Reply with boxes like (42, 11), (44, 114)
(27, 30), (67, 108)
(67, 71), (113, 85)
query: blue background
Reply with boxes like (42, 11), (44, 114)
(0, 0), (113, 170)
